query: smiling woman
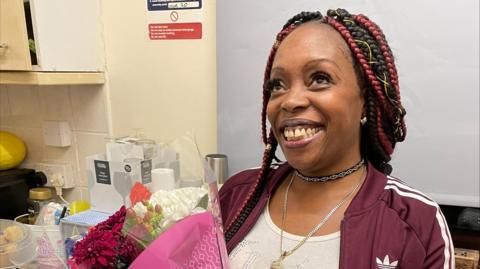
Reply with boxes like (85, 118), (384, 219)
(219, 9), (454, 269)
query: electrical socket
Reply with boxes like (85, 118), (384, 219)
(35, 162), (74, 188)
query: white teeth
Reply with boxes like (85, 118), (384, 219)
(294, 129), (301, 137)
(283, 127), (320, 141)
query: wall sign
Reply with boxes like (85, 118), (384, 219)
(149, 23), (202, 40)
(147, 0), (203, 40)
(148, 0), (202, 11)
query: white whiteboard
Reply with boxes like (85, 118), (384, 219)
(217, 0), (479, 207)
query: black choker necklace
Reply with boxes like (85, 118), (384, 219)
(294, 159), (365, 182)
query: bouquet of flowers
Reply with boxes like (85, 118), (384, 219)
(68, 134), (229, 269)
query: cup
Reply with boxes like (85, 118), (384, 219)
(205, 154), (229, 185)
(151, 168), (175, 191)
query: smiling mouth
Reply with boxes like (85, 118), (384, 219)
(283, 126), (322, 141)
(279, 119), (325, 142)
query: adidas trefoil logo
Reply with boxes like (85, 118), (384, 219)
(376, 255), (398, 269)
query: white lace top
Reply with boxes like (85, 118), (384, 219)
(229, 205), (341, 269)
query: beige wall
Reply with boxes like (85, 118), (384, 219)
(0, 1), (217, 202)
(101, 0), (217, 155)
(0, 84), (108, 201)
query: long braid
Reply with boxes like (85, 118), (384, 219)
(324, 8), (406, 169)
(353, 14), (406, 141)
(325, 16), (394, 158)
(226, 12), (323, 242)
(225, 132), (278, 241)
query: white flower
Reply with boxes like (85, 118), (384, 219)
(149, 186), (208, 226)
(132, 202), (148, 218)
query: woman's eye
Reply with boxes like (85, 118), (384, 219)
(267, 79), (285, 93)
(311, 72), (331, 86)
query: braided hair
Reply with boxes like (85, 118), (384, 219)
(225, 8), (406, 242)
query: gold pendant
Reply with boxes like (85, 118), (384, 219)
(271, 252), (286, 269)
(271, 259), (283, 269)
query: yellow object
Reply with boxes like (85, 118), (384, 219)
(69, 200), (91, 215)
(0, 131), (27, 170)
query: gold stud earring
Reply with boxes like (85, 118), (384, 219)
(360, 117), (367, 126)
(265, 143), (272, 150)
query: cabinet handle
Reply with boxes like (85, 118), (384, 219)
(0, 43), (8, 49)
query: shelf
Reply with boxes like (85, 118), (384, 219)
(0, 71), (105, 85)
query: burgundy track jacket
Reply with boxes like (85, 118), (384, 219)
(219, 162), (455, 268)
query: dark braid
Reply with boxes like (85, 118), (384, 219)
(324, 8), (406, 168)
(282, 11), (323, 29)
(225, 131), (278, 241)
(226, 12), (324, 243)
(225, 9), (407, 242)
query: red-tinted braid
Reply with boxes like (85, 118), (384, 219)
(354, 15), (400, 103)
(224, 132), (277, 234)
(261, 49), (277, 144)
(325, 16), (398, 166)
(229, 25), (299, 232)
(376, 110), (394, 154)
(261, 25), (297, 144)
(334, 10), (406, 144)
(325, 17), (392, 116)
(353, 14), (407, 141)
(226, 17), (320, 241)
(366, 96), (390, 162)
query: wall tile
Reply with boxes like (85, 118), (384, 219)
(38, 85), (74, 124)
(0, 85), (11, 126)
(69, 85), (108, 133)
(64, 187), (90, 202)
(7, 85), (42, 128)
(74, 132), (107, 187)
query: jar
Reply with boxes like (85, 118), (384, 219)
(27, 188), (52, 224)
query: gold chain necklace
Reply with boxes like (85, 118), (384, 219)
(271, 167), (365, 269)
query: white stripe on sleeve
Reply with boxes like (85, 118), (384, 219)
(384, 184), (453, 269)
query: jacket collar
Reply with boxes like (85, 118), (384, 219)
(263, 161), (387, 214)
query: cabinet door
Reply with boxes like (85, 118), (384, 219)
(0, 0), (32, 71)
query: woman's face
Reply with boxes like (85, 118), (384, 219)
(266, 22), (364, 175)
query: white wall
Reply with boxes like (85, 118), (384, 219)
(101, 0), (217, 155)
(217, 0), (479, 207)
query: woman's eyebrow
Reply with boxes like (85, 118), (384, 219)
(302, 58), (343, 74)
(270, 66), (285, 75)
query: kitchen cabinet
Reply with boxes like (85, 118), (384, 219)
(0, 0), (104, 85)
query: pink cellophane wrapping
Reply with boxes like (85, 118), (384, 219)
(129, 211), (227, 268)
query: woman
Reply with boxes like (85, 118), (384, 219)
(219, 9), (454, 269)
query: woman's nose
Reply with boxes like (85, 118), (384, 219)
(280, 86), (310, 113)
